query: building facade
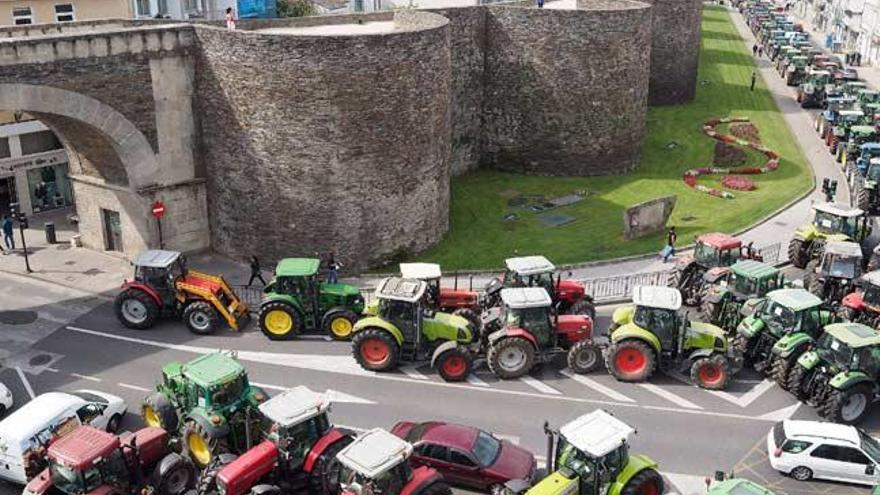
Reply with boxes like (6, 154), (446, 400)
(0, 0), (131, 25)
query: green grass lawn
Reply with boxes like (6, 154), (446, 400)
(409, 6), (813, 270)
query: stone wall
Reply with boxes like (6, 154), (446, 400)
(483, 2), (652, 176)
(645, 0), (702, 105)
(193, 11), (452, 272)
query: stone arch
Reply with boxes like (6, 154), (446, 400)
(0, 83), (159, 190)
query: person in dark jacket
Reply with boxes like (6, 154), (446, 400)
(663, 226), (677, 262)
(248, 256), (266, 287)
(327, 252), (341, 284)
(2, 215), (14, 251)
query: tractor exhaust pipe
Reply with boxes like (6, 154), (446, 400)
(543, 421), (554, 473)
(454, 272), (458, 291)
(469, 275), (473, 292)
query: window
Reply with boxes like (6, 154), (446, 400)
(54, 4), (73, 22)
(19, 130), (62, 155)
(12, 7), (32, 25)
(135, 0), (150, 17)
(416, 443), (448, 461)
(449, 450), (476, 467)
(810, 444), (869, 463)
(0, 138), (9, 159)
(782, 440), (812, 454)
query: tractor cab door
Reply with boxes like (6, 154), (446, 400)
(305, 275), (321, 324)
(596, 445), (626, 495)
(799, 307), (824, 336)
(522, 307), (553, 348)
(139, 266), (176, 306)
(386, 300), (419, 345)
(652, 308), (678, 353)
(856, 347), (880, 377)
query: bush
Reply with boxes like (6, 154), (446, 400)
(277, 0), (316, 17)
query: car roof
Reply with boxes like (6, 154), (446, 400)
(824, 240), (863, 257)
(766, 288), (822, 311)
(48, 426), (119, 471)
(275, 258), (320, 277)
(419, 422), (479, 448)
(258, 386), (329, 428)
(375, 277), (426, 303)
(783, 419), (860, 444)
(336, 428), (412, 479)
(824, 322), (880, 348)
(559, 410), (634, 458)
(183, 352), (245, 388)
(813, 202), (864, 217)
(632, 285), (681, 310)
(504, 255), (555, 275)
(730, 259), (778, 279)
(0, 392), (85, 443)
(862, 270), (880, 286)
(399, 263), (442, 280)
(501, 287), (552, 309)
(132, 249), (180, 268)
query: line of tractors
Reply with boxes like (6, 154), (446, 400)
(19, 351), (778, 495)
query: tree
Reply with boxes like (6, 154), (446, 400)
(277, 0), (316, 17)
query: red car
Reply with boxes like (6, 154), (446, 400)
(391, 420), (537, 492)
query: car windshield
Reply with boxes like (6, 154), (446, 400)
(69, 391), (107, 404)
(859, 430), (880, 464)
(694, 242), (719, 266)
(50, 463), (82, 494)
(817, 333), (854, 369)
(472, 431), (501, 467)
(825, 254), (859, 279)
(762, 301), (798, 332)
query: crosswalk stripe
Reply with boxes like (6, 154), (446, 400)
(466, 374), (490, 387)
(399, 365), (430, 380)
(559, 369), (636, 403)
(638, 383), (703, 409)
(519, 376), (562, 395)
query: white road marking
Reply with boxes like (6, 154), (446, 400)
(118, 383), (150, 392)
(71, 372), (102, 382)
(37, 311), (70, 325)
(758, 402), (801, 422)
(733, 378), (777, 408)
(15, 366), (35, 399)
(399, 365), (430, 380)
(466, 374), (490, 387)
(519, 376), (561, 395)
(638, 383), (703, 410)
(335, 423), (368, 433)
(666, 371), (776, 408)
(45, 367), (59, 373)
(560, 369), (636, 403)
(664, 472), (709, 495)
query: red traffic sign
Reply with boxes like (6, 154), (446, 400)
(151, 201), (166, 218)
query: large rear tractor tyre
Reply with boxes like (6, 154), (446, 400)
(142, 392), (178, 432)
(567, 340), (602, 374)
(183, 301), (220, 336)
(605, 340), (656, 383)
(115, 288), (159, 330)
(730, 333), (751, 366)
(435, 347), (474, 382)
(487, 338), (535, 380)
(787, 239), (809, 269)
(770, 353), (798, 388)
(352, 328), (401, 372)
(452, 308), (482, 334)
(412, 481), (453, 495)
(857, 183), (871, 211)
(322, 309), (359, 341)
(786, 363), (811, 400)
(822, 384), (873, 424)
(308, 435), (353, 495)
(620, 468), (664, 495)
(152, 453), (195, 495)
(259, 302), (303, 341)
(567, 300), (597, 322)
(690, 355), (731, 390)
(701, 298), (720, 325)
(182, 420), (226, 469)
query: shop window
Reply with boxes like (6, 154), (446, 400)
(19, 131), (62, 156)
(54, 4), (74, 22)
(0, 138), (9, 159)
(12, 7), (32, 24)
(27, 163), (72, 213)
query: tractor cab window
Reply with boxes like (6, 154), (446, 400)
(694, 242), (720, 266)
(502, 270), (523, 288)
(99, 450), (129, 487)
(210, 375), (245, 407)
(823, 253), (860, 279)
(802, 308), (824, 332)
(818, 334), (855, 369)
(635, 307), (677, 350)
(50, 463), (83, 494)
(864, 284), (880, 306)
(82, 466), (103, 493)
(527, 273), (554, 294)
(277, 414), (330, 465)
(762, 301), (797, 332)
(719, 248), (741, 266)
(814, 211), (846, 233)
(556, 439), (596, 486)
(733, 274), (757, 297)
(868, 164), (880, 182)
(277, 277), (306, 295)
(511, 307), (552, 345)
(138, 266), (172, 290)
(857, 347), (880, 376)
(381, 300), (416, 328)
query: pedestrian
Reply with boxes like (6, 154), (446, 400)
(2, 215), (14, 251)
(327, 252), (341, 284)
(752, 43), (758, 56)
(537, 0), (544, 8)
(225, 7), (236, 31)
(758, 45), (763, 57)
(662, 226), (677, 262)
(750, 71), (757, 91)
(247, 255), (266, 287)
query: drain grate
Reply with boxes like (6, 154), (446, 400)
(0, 311), (38, 325)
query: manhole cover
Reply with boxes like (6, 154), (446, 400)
(64, 261), (76, 265)
(0, 311), (38, 325)
(29, 354), (52, 366)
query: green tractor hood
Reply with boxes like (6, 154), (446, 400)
(686, 321), (727, 350)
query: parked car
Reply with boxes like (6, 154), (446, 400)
(767, 419), (880, 486)
(0, 390), (127, 484)
(0, 381), (13, 416)
(390, 420), (537, 492)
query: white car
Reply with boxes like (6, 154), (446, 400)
(767, 420), (880, 486)
(66, 389), (128, 432)
(0, 382), (12, 416)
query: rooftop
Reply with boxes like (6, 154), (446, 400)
(813, 202), (863, 218)
(631, 285), (681, 310)
(132, 249), (180, 268)
(399, 262), (442, 280)
(824, 240), (863, 257)
(375, 277), (426, 303)
(730, 259), (778, 279)
(275, 258), (320, 277)
(505, 255), (555, 276)
(48, 426), (119, 470)
(336, 428), (412, 479)
(183, 352), (245, 387)
(258, 386), (329, 427)
(824, 322), (880, 348)
(697, 232), (741, 250)
(766, 288), (822, 311)
(559, 410), (635, 458)
(500, 287), (552, 309)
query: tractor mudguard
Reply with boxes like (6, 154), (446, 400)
(352, 316), (405, 345)
(188, 408), (230, 438)
(737, 316), (764, 339)
(842, 291), (865, 310)
(122, 281), (163, 307)
(685, 322), (726, 351)
(686, 348), (716, 364)
(430, 341), (462, 368)
(489, 328), (537, 349)
(362, 299), (379, 317)
(607, 454), (660, 495)
(401, 466), (444, 495)
(796, 350), (821, 370)
(611, 306), (635, 327)
(772, 333), (813, 358)
(524, 471), (576, 495)
(304, 428), (347, 473)
(261, 293), (303, 313)
(829, 370), (873, 390)
(608, 324), (661, 354)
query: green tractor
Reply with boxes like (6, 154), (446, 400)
(705, 472), (778, 494)
(141, 352), (269, 468)
(786, 202), (871, 268)
(797, 69), (831, 108)
(258, 258), (365, 341)
(836, 125), (877, 166)
(701, 260), (785, 333)
(668, 232), (760, 306)
(829, 109), (867, 155)
(512, 410), (663, 495)
(784, 55), (809, 86)
(350, 277), (475, 382)
(851, 152), (880, 213)
(606, 286), (741, 390)
(734, 289), (831, 383)
(787, 322), (880, 424)
(803, 240), (864, 305)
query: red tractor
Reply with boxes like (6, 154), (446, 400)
(204, 387), (354, 495)
(399, 263), (483, 331)
(24, 425), (195, 495)
(114, 250), (249, 335)
(485, 256), (595, 319)
(669, 233), (761, 305)
(486, 287), (600, 379)
(839, 270), (880, 326)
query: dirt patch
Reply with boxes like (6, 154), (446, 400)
(713, 141), (747, 167)
(730, 122), (760, 143)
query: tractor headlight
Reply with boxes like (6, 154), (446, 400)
(715, 337), (725, 349)
(211, 415), (223, 425)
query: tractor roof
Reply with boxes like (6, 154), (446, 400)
(812, 202), (864, 217)
(631, 285), (681, 311)
(838, 109), (864, 117)
(825, 322), (880, 348)
(730, 259), (778, 279)
(258, 386), (329, 428)
(697, 232), (741, 250)
(559, 410), (635, 458)
(766, 288), (822, 311)
(336, 428), (412, 479)
(505, 255), (555, 275)
(133, 250), (180, 268)
(183, 352), (245, 388)
(811, 70), (831, 76)
(851, 125), (877, 134)
(374, 277), (425, 303)
(861, 142), (880, 150)
(48, 426), (119, 470)
(500, 287), (552, 309)
(824, 240), (863, 257)
(399, 263), (442, 280)
(862, 270), (880, 286)
(275, 258), (320, 277)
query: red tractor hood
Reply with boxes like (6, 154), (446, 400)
(218, 440), (279, 495)
(842, 291), (865, 310)
(556, 314), (592, 343)
(556, 280), (585, 303)
(24, 468), (52, 495)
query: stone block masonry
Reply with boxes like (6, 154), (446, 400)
(645, 0), (703, 105)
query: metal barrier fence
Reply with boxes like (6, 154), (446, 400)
(232, 285), (265, 311)
(757, 242), (781, 265)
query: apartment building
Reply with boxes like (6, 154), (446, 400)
(0, 0), (131, 25)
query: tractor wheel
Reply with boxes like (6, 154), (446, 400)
(195, 454), (238, 495)
(620, 468), (664, 495)
(114, 288), (159, 330)
(487, 338), (535, 380)
(435, 347), (473, 382)
(822, 384), (873, 424)
(321, 309), (359, 341)
(182, 419), (226, 468)
(567, 300), (597, 321)
(258, 301), (303, 341)
(787, 238), (809, 268)
(857, 183), (871, 211)
(308, 435), (353, 495)
(807, 273), (825, 300)
(786, 363), (811, 400)
(701, 298), (720, 325)
(690, 355), (731, 390)
(453, 308), (483, 334)
(182, 301), (220, 335)
(667, 268), (682, 290)
(142, 392), (178, 432)
(352, 328), (400, 372)
(152, 453), (195, 495)
(567, 340), (602, 374)
(730, 333), (751, 366)
(605, 340), (656, 383)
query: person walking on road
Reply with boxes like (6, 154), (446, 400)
(758, 45), (763, 58)
(662, 226), (677, 262)
(752, 43), (758, 56)
(2, 215), (14, 251)
(247, 255), (266, 287)
(327, 252), (341, 284)
(537, 0), (544, 8)
(750, 71), (757, 91)
(225, 7), (236, 31)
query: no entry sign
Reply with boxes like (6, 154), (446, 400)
(151, 201), (166, 218)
